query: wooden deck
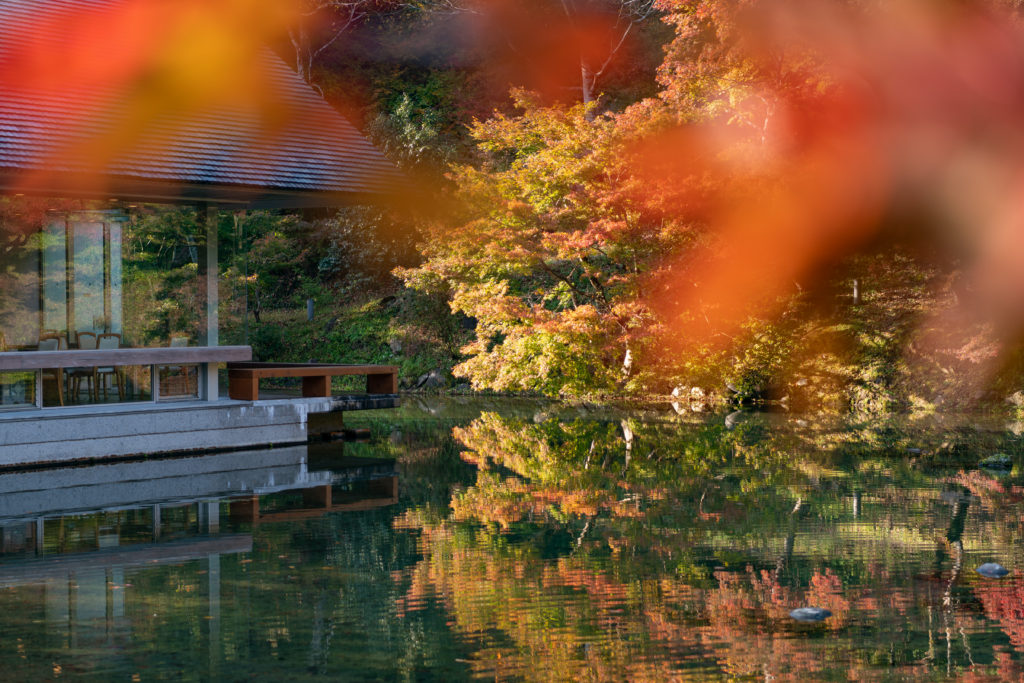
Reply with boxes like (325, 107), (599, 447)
(227, 362), (398, 400)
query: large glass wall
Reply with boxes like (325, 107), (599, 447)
(38, 216), (124, 343)
(0, 203), (209, 408)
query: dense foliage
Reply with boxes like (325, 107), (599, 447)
(396, 0), (812, 397)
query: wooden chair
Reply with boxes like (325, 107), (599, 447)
(160, 335), (196, 397)
(68, 331), (98, 401)
(39, 332), (67, 348)
(77, 331), (97, 349)
(95, 333), (125, 400)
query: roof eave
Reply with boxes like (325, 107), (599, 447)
(0, 172), (398, 209)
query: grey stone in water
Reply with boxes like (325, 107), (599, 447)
(414, 369), (447, 390)
(421, 369), (447, 389)
(980, 454), (1013, 470)
(976, 563), (1010, 578)
(789, 607), (832, 622)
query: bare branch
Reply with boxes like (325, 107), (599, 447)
(289, 0), (420, 83)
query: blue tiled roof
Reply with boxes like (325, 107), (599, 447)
(0, 0), (403, 205)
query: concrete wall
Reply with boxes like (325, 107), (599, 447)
(0, 443), (397, 521)
(0, 394), (400, 467)
(0, 398), (335, 467)
(0, 445), (313, 520)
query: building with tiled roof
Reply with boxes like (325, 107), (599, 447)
(0, 0), (403, 207)
(0, 0), (404, 463)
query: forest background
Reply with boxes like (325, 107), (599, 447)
(126, 0), (1024, 414)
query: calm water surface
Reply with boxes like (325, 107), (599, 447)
(2, 398), (1024, 680)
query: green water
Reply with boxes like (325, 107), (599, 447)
(2, 399), (1024, 680)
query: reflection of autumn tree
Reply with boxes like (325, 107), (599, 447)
(697, 567), (861, 679)
(393, 506), (905, 680)
(395, 508), (712, 680)
(974, 577), (1024, 654)
(448, 412), (825, 571)
(390, 413), (1024, 679)
(453, 411), (799, 511)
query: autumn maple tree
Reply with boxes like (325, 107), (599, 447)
(400, 89), (691, 395)
(398, 0), (803, 396)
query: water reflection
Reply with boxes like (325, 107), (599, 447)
(0, 443), (401, 680)
(392, 409), (1024, 680)
(1, 406), (1024, 679)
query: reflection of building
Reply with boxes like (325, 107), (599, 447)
(229, 476), (398, 524)
(0, 0), (403, 464)
(0, 444), (398, 670)
(0, 444), (398, 529)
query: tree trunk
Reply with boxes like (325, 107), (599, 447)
(581, 60), (596, 120)
(291, 29), (311, 82)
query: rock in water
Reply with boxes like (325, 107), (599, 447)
(789, 607), (832, 622)
(976, 563), (1010, 578)
(980, 454), (1013, 470)
(415, 369), (447, 390)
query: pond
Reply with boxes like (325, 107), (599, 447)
(1, 397), (1024, 680)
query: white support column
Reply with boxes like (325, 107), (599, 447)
(152, 504), (161, 540)
(199, 203), (219, 401)
(199, 501), (220, 534)
(207, 553), (221, 677)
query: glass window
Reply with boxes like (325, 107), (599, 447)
(1, 201), (212, 408)
(0, 371), (35, 408)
